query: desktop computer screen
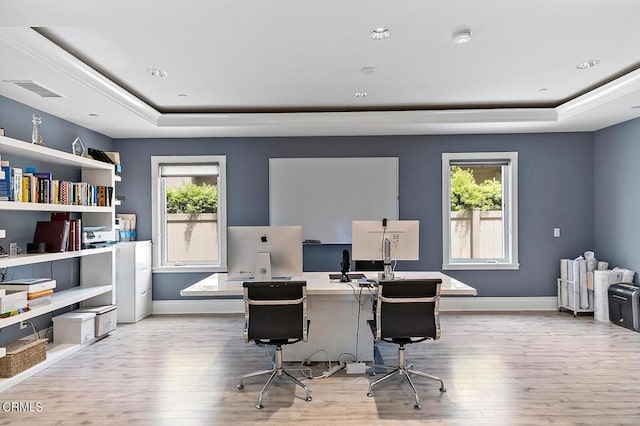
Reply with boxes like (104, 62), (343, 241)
(351, 220), (419, 261)
(227, 225), (303, 281)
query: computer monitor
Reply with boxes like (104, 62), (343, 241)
(351, 220), (419, 261)
(227, 226), (303, 281)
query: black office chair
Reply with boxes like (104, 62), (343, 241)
(367, 278), (446, 410)
(236, 281), (312, 409)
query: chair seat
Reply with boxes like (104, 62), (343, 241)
(367, 319), (424, 345)
(252, 320), (310, 346)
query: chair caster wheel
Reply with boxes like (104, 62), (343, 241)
(256, 404), (264, 409)
(237, 384), (244, 390)
(414, 404), (422, 410)
(440, 387), (446, 392)
(305, 396), (312, 402)
(367, 392), (374, 397)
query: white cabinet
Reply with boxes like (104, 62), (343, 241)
(116, 241), (152, 323)
(0, 135), (117, 392)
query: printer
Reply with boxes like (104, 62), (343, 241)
(82, 227), (117, 249)
(608, 283), (640, 332)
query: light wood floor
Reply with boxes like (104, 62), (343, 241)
(1, 311), (640, 425)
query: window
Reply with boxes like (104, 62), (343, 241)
(151, 156), (227, 272)
(442, 152), (518, 270)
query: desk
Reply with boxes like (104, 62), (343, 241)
(181, 271), (476, 362)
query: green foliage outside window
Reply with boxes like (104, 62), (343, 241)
(450, 166), (502, 212)
(166, 182), (217, 214)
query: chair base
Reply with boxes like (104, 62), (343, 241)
(237, 345), (312, 409)
(367, 345), (445, 410)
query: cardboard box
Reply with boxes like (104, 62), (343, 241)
(52, 312), (96, 344)
(75, 305), (117, 337)
(0, 290), (27, 314)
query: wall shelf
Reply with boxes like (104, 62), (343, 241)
(0, 338), (106, 393)
(0, 285), (112, 328)
(0, 246), (113, 268)
(0, 136), (113, 171)
(0, 134), (118, 393)
(0, 201), (113, 213)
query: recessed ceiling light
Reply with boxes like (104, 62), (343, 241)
(538, 88), (548, 92)
(576, 60), (600, 70)
(632, 105), (640, 109)
(355, 92), (368, 98)
(147, 68), (168, 77)
(370, 28), (390, 40)
(88, 113), (99, 117)
(452, 29), (472, 44)
(178, 93), (188, 97)
(361, 66), (377, 75)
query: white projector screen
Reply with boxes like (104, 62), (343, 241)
(269, 157), (399, 244)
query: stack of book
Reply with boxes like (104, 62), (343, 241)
(0, 278), (56, 308)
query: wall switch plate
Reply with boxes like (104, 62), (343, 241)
(9, 242), (18, 256)
(0, 229), (5, 238)
(553, 228), (561, 238)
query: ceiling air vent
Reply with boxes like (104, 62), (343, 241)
(3, 80), (65, 98)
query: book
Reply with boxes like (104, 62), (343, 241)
(0, 278), (57, 293)
(33, 220), (70, 252)
(34, 172), (52, 203)
(28, 295), (52, 307)
(74, 218), (81, 251)
(0, 162), (11, 201)
(22, 173), (32, 202)
(11, 167), (22, 202)
(27, 289), (54, 300)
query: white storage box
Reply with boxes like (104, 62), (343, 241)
(0, 290), (27, 314)
(76, 305), (117, 337)
(52, 312), (96, 344)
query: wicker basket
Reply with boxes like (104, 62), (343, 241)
(0, 338), (47, 378)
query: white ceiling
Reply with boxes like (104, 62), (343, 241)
(1, 0), (640, 139)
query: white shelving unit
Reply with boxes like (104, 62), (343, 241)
(0, 135), (117, 390)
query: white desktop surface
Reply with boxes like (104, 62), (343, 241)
(180, 271), (477, 297)
(181, 271), (476, 362)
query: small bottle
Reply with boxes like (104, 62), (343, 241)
(32, 113), (44, 145)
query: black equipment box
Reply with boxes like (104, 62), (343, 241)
(608, 283), (640, 331)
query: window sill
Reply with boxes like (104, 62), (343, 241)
(442, 262), (520, 271)
(152, 265), (227, 274)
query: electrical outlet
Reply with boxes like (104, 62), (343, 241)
(553, 228), (561, 238)
(9, 242), (18, 256)
(20, 321), (27, 330)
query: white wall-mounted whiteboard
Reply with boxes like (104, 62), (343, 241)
(269, 157), (399, 243)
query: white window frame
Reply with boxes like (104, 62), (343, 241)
(151, 155), (227, 273)
(442, 152), (519, 270)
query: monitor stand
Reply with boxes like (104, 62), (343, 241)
(382, 238), (394, 280)
(254, 252), (272, 281)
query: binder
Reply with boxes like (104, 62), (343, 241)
(33, 220), (70, 252)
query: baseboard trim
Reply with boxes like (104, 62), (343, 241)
(440, 296), (557, 311)
(153, 296), (558, 315)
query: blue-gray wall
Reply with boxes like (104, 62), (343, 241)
(1, 93), (608, 309)
(594, 117), (640, 282)
(0, 96), (113, 344)
(114, 132), (595, 300)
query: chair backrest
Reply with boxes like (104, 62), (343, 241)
(242, 281), (308, 343)
(374, 279), (441, 341)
